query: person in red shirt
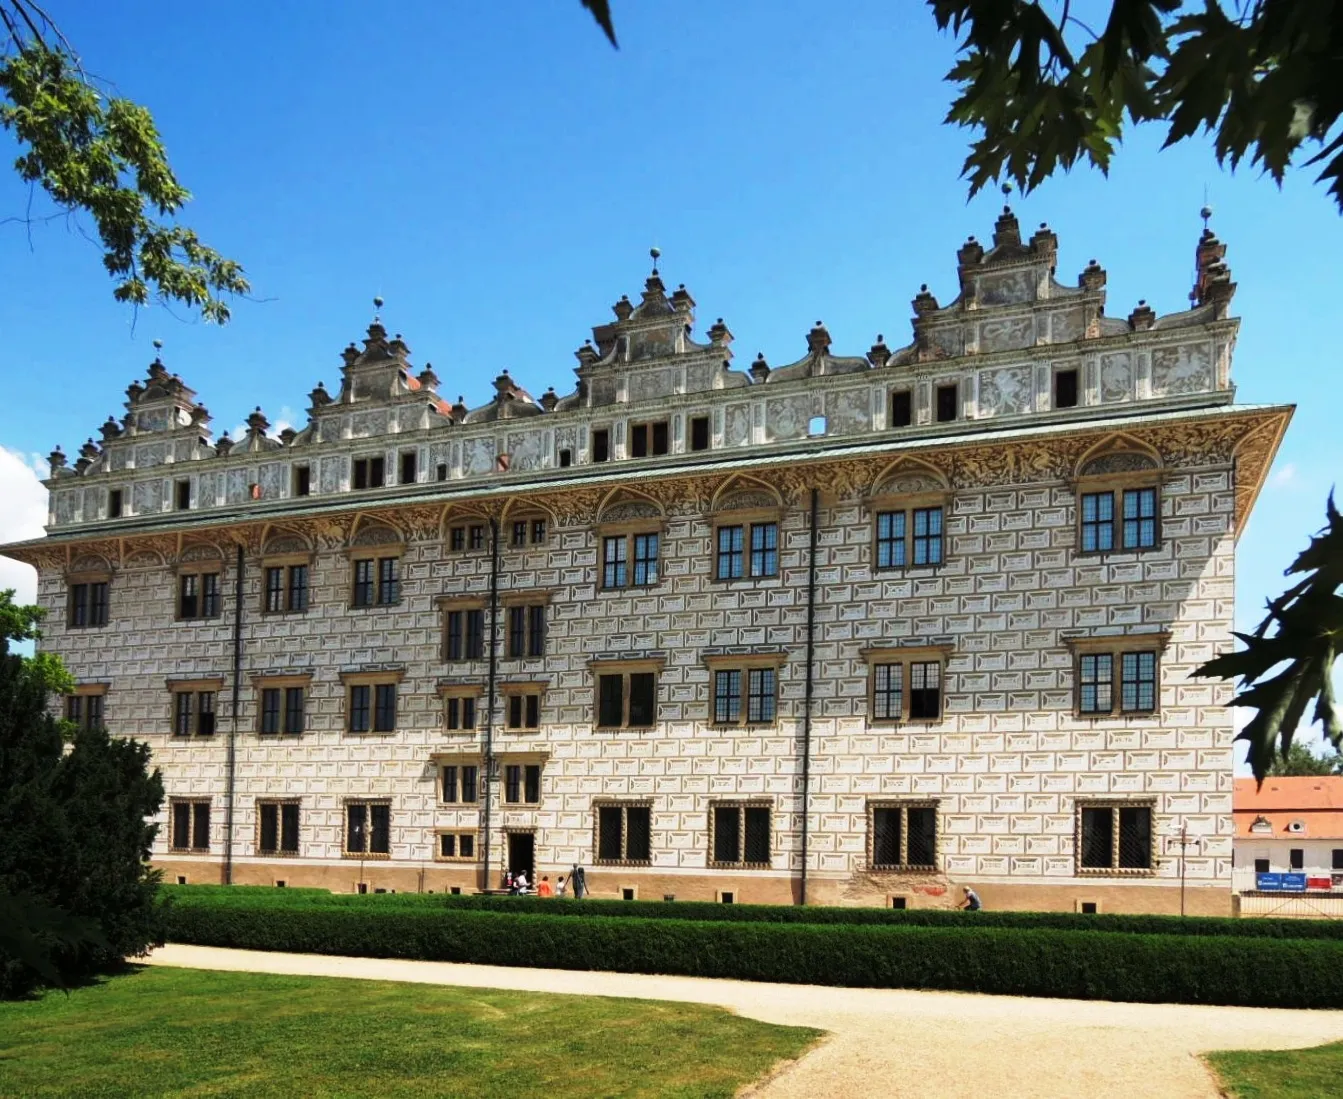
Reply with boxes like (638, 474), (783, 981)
(536, 876), (554, 898)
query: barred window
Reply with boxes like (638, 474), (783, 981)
(1079, 802), (1153, 872)
(870, 802), (938, 870)
(345, 801), (391, 855)
(710, 803), (771, 868)
(258, 801), (300, 855)
(594, 803), (652, 864)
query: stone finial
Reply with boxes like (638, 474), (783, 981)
(279, 427), (297, 446)
(806, 321), (831, 357)
(341, 343), (359, 366)
(867, 333), (891, 368)
(99, 416), (122, 442)
(388, 332), (410, 359)
(215, 433), (234, 458)
(707, 317), (732, 346)
(246, 406), (270, 435)
(575, 339), (601, 367)
(79, 438), (100, 461)
(310, 381), (332, 407)
(452, 395), (469, 420)
(366, 319), (388, 343)
(126, 380), (145, 403)
(750, 352), (771, 382)
(48, 445), (66, 471)
(1029, 222), (1058, 257)
(912, 284), (939, 316)
(493, 370), (515, 398)
(670, 283), (695, 313)
(192, 405), (210, 425)
(418, 363), (439, 389)
(1079, 259), (1107, 291)
(1128, 300), (1156, 331)
(613, 295), (633, 322)
(1193, 226), (1236, 315)
(540, 387), (558, 412)
(992, 204), (1021, 250)
(957, 235), (985, 269)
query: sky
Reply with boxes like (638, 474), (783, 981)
(1, 1), (1339, 762)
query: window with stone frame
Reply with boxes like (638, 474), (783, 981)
(503, 592), (550, 659)
(503, 762), (542, 805)
(592, 659), (661, 730)
(262, 556), (310, 614)
(861, 647), (951, 724)
(350, 553), (400, 608)
(890, 389), (913, 428)
(68, 576), (110, 628)
(177, 569), (222, 620)
(629, 420), (670, 458)
(257, 800), (300, 856)
(169, 799), (211, 853)
(1074, 447), (1163, 555)
(341, 670), (403, 734)
(439, 597), (486, 662)
(1068, 635), (1166, 717)
(705, 654), (784, 726)
(1076, 800), (1155, 874)
(448, 522), (489, 553)
(344, 799), (391, 857)
(600, 530), (660, 589)
(65, 686), (106, 731)
(438, 760), (481, 805)
(502, 683), (544, 731)
(352, 454), (385, 490)
(868, 800), (939, 870)
(593, 801), (653, 865)
(508, 515), (548, 548)
(439, 684), (482, 732)
(255, 675), (310, 736)
(713, 521), (780, 580)
(436, 831), (478, 861)
(709, 801), (772, 869)
(874, 505), (944, 569)
(168, 679), (222, 737)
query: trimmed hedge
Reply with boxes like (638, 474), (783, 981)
(158, 885), (1343, 941)
(162, 900), (1343, 1008)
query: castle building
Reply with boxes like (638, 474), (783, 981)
(2, 209), (1289, 913)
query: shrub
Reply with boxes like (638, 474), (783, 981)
(162, 900), (1343, 1009)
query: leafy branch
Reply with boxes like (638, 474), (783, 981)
(1196, 495), (1343, 782)
(0, 2), (246, 323)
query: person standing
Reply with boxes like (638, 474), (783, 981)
(555, 875), (567, 897)
(537, 876), (553, 898)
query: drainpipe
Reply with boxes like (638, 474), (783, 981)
(481, 518), (501, 892)
(224, 543), (244, 885)
(799, 487), (819, 905)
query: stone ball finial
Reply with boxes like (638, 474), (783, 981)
(373, 295), (384, 310)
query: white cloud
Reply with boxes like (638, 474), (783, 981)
(0, 445), (49, 606)
(1271, 462), (1297, 486)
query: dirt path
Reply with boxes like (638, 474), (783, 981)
(145, 944), (1343, 1098)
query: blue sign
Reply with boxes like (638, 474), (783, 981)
(1256, 872), (1283, 891)
(1283, 873), (1308, 892)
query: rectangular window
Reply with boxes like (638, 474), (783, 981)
(261, 688), (281, 735)
(891, 390), (912, 428)
(875, 511), (907, 570)
(1079, 803), (1153, 871)
(506, 604), (547, 658)
(259, 802), (300, 855)
(511, 521), (528, 548)
(399, 450), (417, 485)
(287, 565), (308, 612)
(293, 465), (311, 497)
(505, 691), (541, 730)
(504, 763), (542, 805)
(632, 533), (659, 586)
(631, 423), (647, 457)
(750, 523), (778, 577)
(108, 489), (123, 518)
(353, 456), (385, 490)
(445, 608), (485, 662)
(1290, 848), (1305, 870)
(377, 557), (399, 605)
(179, 572), (221, 620)
(1120, 651), (1157, 713)
(870, 803), (938, 869)
(445, 695), (477, 731)
(690, 415), (711, 452)
(441, 764), (480, 804)
(1055, 368), (1079, 409)
(935, 384), (958, 423)
(595, 803), (653, 864)
(65, 693), (104, 732)
(716, 526), (744, 580)
(435, 463), (448, 481)
(1077, 649), (1158, 715)
(1079, 653), (1113, 714)
(284, 687), (304, 734)
(373, 684), (397, 731)
(1333, 849), (1343, 871)
(872, 663), (903, 722)
(1121, 487), (1158, 550)
(1080, 492), (1116, 553)
(469, 525), (485, 551)
(265, 567), (284, 613)
(596, 669), (658, 729)
(175, 479), (191, 511)
(531, 519), (546, 545)
(712, 666), (778, 725)
(714, 669), (741, 724)
(602, 535), (628, 588)
(876, 508), (943, 569)
(172, 691), (216, 737)
(711, 803), (771, 868)
(348, 685), (370, 733)
(908, 662), (941, 720)
(911, 507), (943, 566)
(867, 652), (946, 723)
(69, 581), (109, 628)
(558, 448), (572, 468)
(352, 560), (374, 607)
(450, 526), (465, 552)
(352, 557), (399, 606)
(629, 421), (670, 457)
(345, 801), (391, 855)
(592, 428), (610, 463)
(170, 800), (211, 852)
(438, 832), (477, 860)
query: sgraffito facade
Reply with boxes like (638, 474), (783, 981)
(2, 209), (1289, 913)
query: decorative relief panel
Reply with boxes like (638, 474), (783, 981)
(1151, 344), (1212, 396)
(629, 331), (676, 361)
(686, 362), (716, 393)
(628, 368), (674, 403)
(977, 366), (1032, 417)
(135, 408), (170, 433)
(258, 463), (285, 498)
(465, 438), (496, 475)
(396, 405), (424, 432)
(55, 491), (77, 524)
(825, 388), (871, 435)
(226, 469), (250, 504)
(505, 431), (545, 472)
(977, 270), (1034, 306)
(590, 378), (618, 407)
(764, 396), (811, 442)
(135, 442), (167, 468)
(1079, 452), (1158, 476)
(319, 456), (343, 494)
(132, 480), (163, 515)
(1099, 353), (1133, 403)
(350, 410), (389, 438)
(979, 317), (1034, 354)
(1048, 307), (1084, 344)
(725, 404), (751, 447)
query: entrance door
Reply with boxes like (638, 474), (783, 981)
(507, 832), (535, 883)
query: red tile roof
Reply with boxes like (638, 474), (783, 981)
(1233, 777), (1343, 840)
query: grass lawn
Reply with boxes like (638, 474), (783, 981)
(0, 966), (821, 1098)
(1205, 1041), (1343, 1099)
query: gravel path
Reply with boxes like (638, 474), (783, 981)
(145, 945), (1343, 1098)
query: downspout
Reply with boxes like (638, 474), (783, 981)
(224, 543), (244, 886)
(799, 487), (819, 905)
(481, 517), (501, 891)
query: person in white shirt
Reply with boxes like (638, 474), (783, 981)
(515, 871), (529, 894)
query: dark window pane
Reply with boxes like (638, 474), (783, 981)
(440, 834), (456, 858)
(876, 511), (906, 570)
(908, 662), (941, 720)
(369, 456), (385, 488)
(374, 684), (397, 731)
(294, 465), (311, 496)
(1081, 491), (1115, 553)
(626, 806), (651, 862)
(281, 803), (299, 852)
(603, 536), (627, 589)
(512, 521), (527, 547)
(690, 416), (710, 451)
(347, 803), (367, 853)
(891, 390), (912, 428)
(717, 525), (744, 580)
(172, 803), (190, 849)
(192, 802), (210, 850)
(558, 449), (572, 468)
(747, 668), (776, 724)
(1118, 807), (1152, 869)
(744, 807), (771, 864)
(714, 807), (740, 864)
(288, 566), (308, 612)
(353, 560), (374, 607)
(260, 803), (279, 853)
(441, 766), (458, 803)
(370, 804), (390, 853)
(378, 557), (399, 604)
(265, 567), (284, 613)
(633, 533), (659, 586)
(629, 673), (656, 726)
(197, 693), (216, 736)
(1080, 807), (1114, 869)
(91, 583), (108, 626)
(1121, 651), (1157, 713)
(631, 423), (648, 458)
(598, 806), (623, 861)
(87, 694), (103, 729)
(180, 574), (198, 618)
(528, 605), (546, 657)
(466, 610), (484, 658)
(598, 675), (624, 727)
(524, 765), (540, 803)
(508, 606), (525, 658)
(652, 421), (669, 455)
(505, 765), (521, 804)
(507, 694), (523, 729)
(936, 384), (958, 422)
(459, 834), (475, 858)
(461, 766), (478, 803)
(750, 522), (778, 577)
(284, 688), (304, 734)
(261, 688), (280, 735)
(175, 692), (193, 737)
(873, 808), (901, 867)
(907, 807), (937, 866)
(202, 574), (220, 617)
(715, 670), (741, 724)
(462, 697), (476, 729)
(400, 451), (416, 485)
(874, 663), (903, 722)
(525, 694), (539, 728)
(592, 429), (610, 462)
(349, 686), (370, 733)
(1055, 369), (1079, 408)
(1080, 653), (1114, 714)
(912, 507), (943, 566)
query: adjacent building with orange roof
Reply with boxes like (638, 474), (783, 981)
(1233, 776), (1343, 893)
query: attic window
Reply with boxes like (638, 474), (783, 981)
(293, 465), (311, 497)
(175, 479), (191, 511)
(1249, 816), (1271, 834)
(1055, 368), (1079, 409)
(807, 416), (826, 437)
(353, 456), (385, 490)
(558, 449), (573, 468)
(690, 416), (711, 452)
(630, 421), (669, 458)
(891, 390), (912, 428)
(108, 490), (123, 519)
(592, 429), (610, 463)
(436, 463), (448, 481)
(399, 450), (417, 485)
(936, 384), (958, 423)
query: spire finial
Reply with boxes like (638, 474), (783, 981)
(649, 246), (661, 275)
(372, 295), (384, 323)
(1001, 181), (1013, 211)
(1200, 203), (1213, 230)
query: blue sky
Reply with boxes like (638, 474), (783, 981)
(1, 1), (1339, 757)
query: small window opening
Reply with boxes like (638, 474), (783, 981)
(936, 384), (958, 423)
(294, 465), (311, 497)
(176, 875), (187, 886)
(175, 479), (191, 511)
(1080, 901), (1098, 914)
(890, 895), (907, 910)
(690, 415), (711, 451)
(592, 429), (610, 463)
(400, 450), (417, 484)
(622, 887), (636, 901)
(108, 489), (123, 518)
(663, 894), (676, 902)
(275, 880), (287, 889)
(719, 891), (735, 905)
(807, 415), (826, 437)
(558, 448), (573, 468)
(357, 882), (368, 894)
(1055, 369), (1079, 409)
(450, 886), (462, 895)
(436, 463), (448, 481)
(891, 390), (912, 428)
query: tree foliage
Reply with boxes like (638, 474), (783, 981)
(0, 590), (165, 998)
(0, 2), (246, 323)
(1265, 739), (1343, 778)
(1198, 497), (1343, 783)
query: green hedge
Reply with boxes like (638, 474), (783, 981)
(158, 885), (1343, 941)
(161, 900), (1343, 1009)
